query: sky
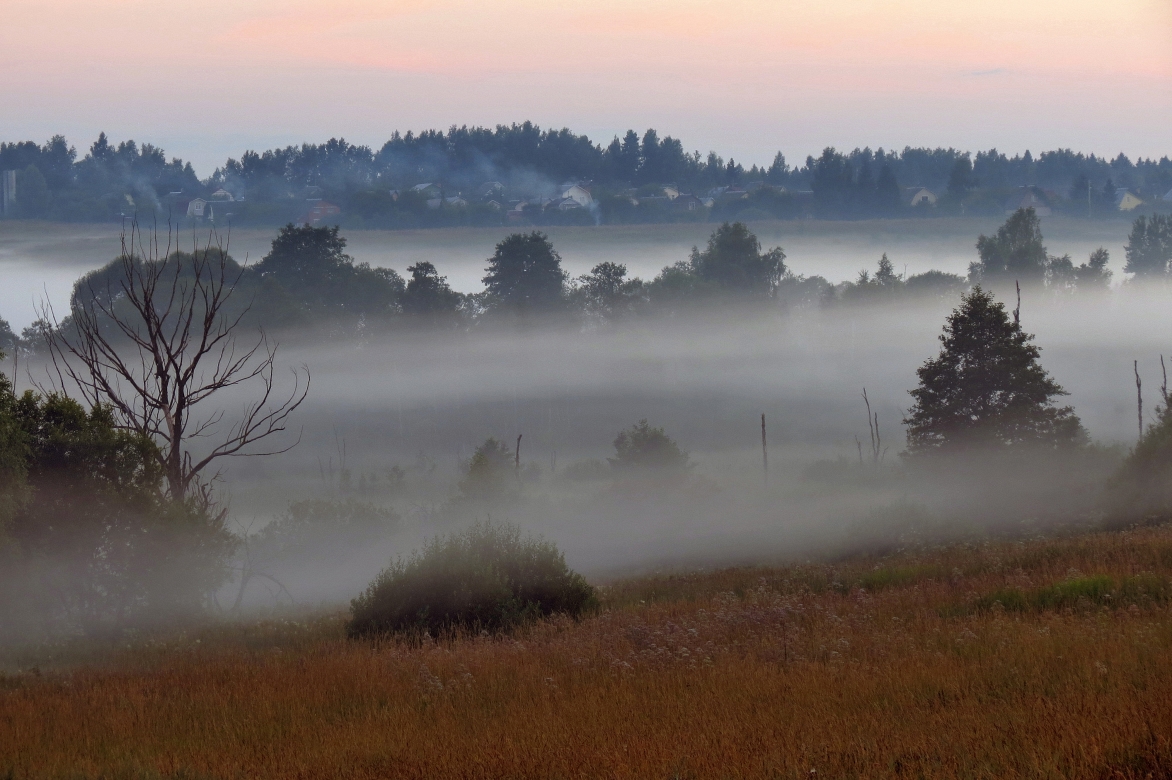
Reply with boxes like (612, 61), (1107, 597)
(1, 0), (1170, 176)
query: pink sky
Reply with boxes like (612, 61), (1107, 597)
(2, 0), (1170, 174)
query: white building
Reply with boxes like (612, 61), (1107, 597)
(562, 184), (593, 208)
(1115, 190), (1144, 211)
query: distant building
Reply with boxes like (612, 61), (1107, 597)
(427, 196), (468, 209)
(302, 200), (341, 225)
(1002, 187), (1050, 216)
(479, 181), (504, 198)
(672, 194), (704, 212)
(561, 184), (593, 208)
(412, 183), (441, 198)
(186, 198), (208, 218)
(210, 188), (235, 201)
(484, 199), (504, 210)
(1115, 190), (1144, 211)
(904, 187), (938, 208)
(1, 170), (16, 216)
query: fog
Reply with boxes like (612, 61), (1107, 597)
(0, 217), (1159, 621)
(200, 287), (1163, 604)
(0, 217), (1130, 329)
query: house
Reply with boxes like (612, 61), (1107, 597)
(1002, 187), (1050, 216)
(186, 198), (207, 218)
(551, 197), (582, 212)
(484, 199), (504, 210)
(478, 181), (504, 198)
(672, 194), (704, 212)
(412, 183), (441, 198)
(1114, 190), (1144, 211)
(301, 200), (341, 225)
(210, 188), (235, 201)
(562, 184), (593, 208)
(427, 196), (466, 209)
(904, 187), (938, 208)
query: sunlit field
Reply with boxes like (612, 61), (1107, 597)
(4, 523), (1172, 779)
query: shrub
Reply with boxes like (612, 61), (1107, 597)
(348, 522), (596, 638)
(458, 437), (515, 501)
(608, 419), (689, 474)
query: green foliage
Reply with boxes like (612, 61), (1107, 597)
(0, 381), (233, 635)
(573, 262), (645, 322)
(1124, 214), (1172, 278)
(458, 437), (516, 501)
(688, 222), (786, 296)
(255, 224), (404, 322)
(481, 232), (567, 316)
(609, 420), (690, 474)
(1108, 404), (1172, 521)
(974, 574), (1170, 613)
(904, 287), (1085, 453)
(402, 261), (463, 322)
(972, 208), (1048, 284)
(15, 165), (52, 218)
(348, 522), (596, 638)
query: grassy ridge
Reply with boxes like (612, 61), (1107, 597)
(4, 526), (1172, 778)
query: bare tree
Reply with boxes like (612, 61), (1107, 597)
(40, 221), (309, 511)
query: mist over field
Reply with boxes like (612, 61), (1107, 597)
(0, 215), (1163, 613)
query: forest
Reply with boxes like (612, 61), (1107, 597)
(1, 125), (1170, 226)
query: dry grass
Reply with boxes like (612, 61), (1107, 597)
(4, 526), (1172, 779)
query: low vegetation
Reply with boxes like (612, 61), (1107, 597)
(4, 524), (1172, 778)
(348, 522), (596, 638)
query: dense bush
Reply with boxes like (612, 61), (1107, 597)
(609, 419), (690, 474)
(348, 522), (596, 638)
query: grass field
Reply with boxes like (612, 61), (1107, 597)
(3, 523), (1172, 779)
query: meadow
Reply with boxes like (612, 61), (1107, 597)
(3, 522), (1172, 779)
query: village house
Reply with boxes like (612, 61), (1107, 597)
(904, 187), (938, 208)
(1114, 190), (1144, 211)
(1002, 187), (1050, 216)
(186, 198), (208, 219)
(301, 199), (341, 226)
(561, 184), (593, 208)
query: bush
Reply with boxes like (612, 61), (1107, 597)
(458, 437), (516, 501)
(609, 419), (689, 474)
(348, 522), (596, 638)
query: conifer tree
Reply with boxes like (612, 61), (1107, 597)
(904, 287), (1084, 453)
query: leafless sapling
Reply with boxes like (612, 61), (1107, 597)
(40, 220), (310, 515)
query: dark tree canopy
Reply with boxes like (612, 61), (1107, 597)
(256, 224), (403, 320)
(482, 231), (567, 315)
(1124, 214), (1172, 278)
(689, 221), (786, 296)
(972, 208), (1048, 285)
(402, 261), (462, 320)
(903, 287), (1084, 453)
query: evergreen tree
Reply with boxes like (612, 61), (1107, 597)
(1123, 214), (1172, 279)
(904, 287), (1084, 453)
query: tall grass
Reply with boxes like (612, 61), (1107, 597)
(3, 525), (1172, 778)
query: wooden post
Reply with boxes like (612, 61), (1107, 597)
(1135, 361), (1144, 443)
(761, 413), (768, 482)
(515, 434), (522, 480)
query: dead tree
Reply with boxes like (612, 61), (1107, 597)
(760, 413), (768, 481)
(40, 220), (309, 511)
(862, 388), (886, 464)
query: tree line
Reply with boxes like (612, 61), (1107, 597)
(1, 125), (1169, 225)
(3, 210), (1169, 358)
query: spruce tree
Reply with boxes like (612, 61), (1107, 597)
(903, 287), (1084, 453)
